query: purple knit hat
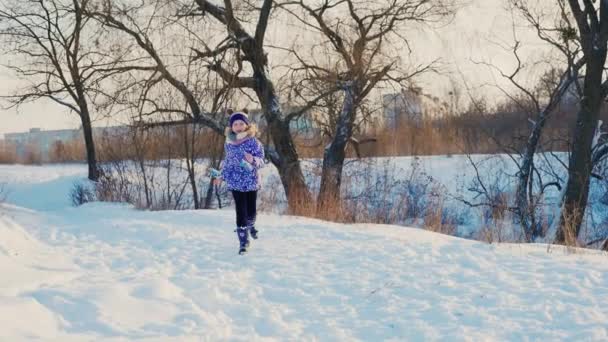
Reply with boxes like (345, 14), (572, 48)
(229, 112), (250, 126)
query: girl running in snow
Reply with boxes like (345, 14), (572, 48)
(213, 109), (265, 255)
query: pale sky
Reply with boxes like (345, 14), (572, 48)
(0, 0), (550, 138)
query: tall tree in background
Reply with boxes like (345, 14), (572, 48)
(0, 0), (139, 180)
(555, 0), (608, 245)
(488, 1), (586, 241)
(280, 0), (455, 217)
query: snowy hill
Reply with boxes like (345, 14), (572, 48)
(1, 164), (607, 340)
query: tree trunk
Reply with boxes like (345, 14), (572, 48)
(516, 67), (581, 242)
(253, 67), (313, 214)
(79, 107), (99, 181)
(204, 179), (215, 209)
(183, 126), (200, 209)
(137, 151), (151, 208)
(516, 128), (541, 241)
(317, 141), (348, 219)
(317, 84), (357, 219)
(516, 109), (551, 241)
(555, 54), (606, 245)
(186, 157), (200, 209)
(131, 128), (152, 208)
(267, 118), (313, 214)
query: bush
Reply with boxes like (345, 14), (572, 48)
(94, 162), (141, 206)
(69, 181), (96, 206)
(424, 208), (457, 236)
(332, 157), (464, 237)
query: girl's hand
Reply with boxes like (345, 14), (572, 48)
(244, 153), (254, 163)
(213, 177), (223, 186)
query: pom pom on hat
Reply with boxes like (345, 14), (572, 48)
(229, 111), (250, 126)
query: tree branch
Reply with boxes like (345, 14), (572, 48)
(254, 0), (273, 48)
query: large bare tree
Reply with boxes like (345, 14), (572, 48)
(89, 0), (328, 213)
(475, 1), (587, 241)
(85, 0), (235, 210)
(189, 0), (325, 214)
(0, 0), (101, 179)
(554, 0), (608, 245)
(0, 0), (148, 180)
(279, 0), (455, 217)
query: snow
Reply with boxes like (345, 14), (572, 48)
(1, 163), (608, 340)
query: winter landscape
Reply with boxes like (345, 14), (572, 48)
(1, 163), (607, 340)
(2, 0), (608, 340)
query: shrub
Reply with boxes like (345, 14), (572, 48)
(69, 181), (96, 206)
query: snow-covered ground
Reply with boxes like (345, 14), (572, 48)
(1, 164), (608, 340)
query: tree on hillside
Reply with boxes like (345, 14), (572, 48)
(279, 0), (456, 217)
(552, 0), (608, 246)
(472, 1), (587, 241)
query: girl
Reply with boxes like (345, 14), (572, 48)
(214, 110), (265, 255)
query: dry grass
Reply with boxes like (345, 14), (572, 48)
(0, 150), (18, 164)
(558, 207), (584, 249)
(259, 157), (464, 239)
(96, 126), (224, 162)
(423, 196), (458, 236)
(0, 140), (18, 164)
(21, 144), (43, 165)
(49, 140), (86, 163)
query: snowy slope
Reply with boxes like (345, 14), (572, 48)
(1, 164), (607, 341)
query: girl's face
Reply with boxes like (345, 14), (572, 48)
(232, 120), (248, 133)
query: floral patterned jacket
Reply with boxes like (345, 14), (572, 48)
(220, 125), (265, 192)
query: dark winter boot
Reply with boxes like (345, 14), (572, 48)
(236, 227), (249, 255)
(249, 226), (259, 240)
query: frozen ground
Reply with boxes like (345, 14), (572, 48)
(1, 164), (607, 341)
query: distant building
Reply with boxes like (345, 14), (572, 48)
(4, 128), (80, 159)
(382, 88), (448, 129)
(3, 126), (129, 161)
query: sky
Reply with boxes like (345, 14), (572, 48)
(0, 0), (551, 138)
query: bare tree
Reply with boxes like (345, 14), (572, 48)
(0, 0), (148, 180)
(553, 0), (608, 245)
(513, 1), (588, 242)
(279, 0), (455, 217)
(85, 0), (236, 211)
(469, 1), (586, 241)
(188, 0), (340, 214)
(87, 0), (321, 213)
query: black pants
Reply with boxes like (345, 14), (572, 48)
(232, 190), (257, 228)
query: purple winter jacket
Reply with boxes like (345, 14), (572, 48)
(220, 127), (265, 192)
